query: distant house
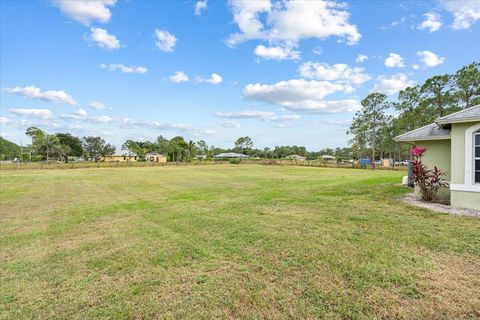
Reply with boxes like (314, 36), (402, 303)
(286, 154), (306, 161)
(213, 152), (249, 159)
(321, 155), (336, 161)
(394, 105), (480, 210)
(145, 152), (167, 163)
(102, 154), (138, 162)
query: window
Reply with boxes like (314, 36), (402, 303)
(475, 132), (480, 183)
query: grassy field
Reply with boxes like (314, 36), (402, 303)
(1, 165), (479, 319)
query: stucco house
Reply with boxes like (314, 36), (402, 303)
(394, 105), (480, 210)
(102, 154), (138, 162)
(145, 152), (167, 163)
(286, 154), (306, 161)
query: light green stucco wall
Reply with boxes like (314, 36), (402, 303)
(414, 139), (451, 181)
(450, 122), (471, 184)
(450, 121), (480, 210)
(451, 190), (480, 210)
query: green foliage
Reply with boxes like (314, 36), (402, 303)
(0, 137), (20, 160)
(349, 61), (480, 161)
(229, 158), (241, 164)
(234, 136), (253, 154)
(82, 136), (116, 161)
(56, 133), (83, 156)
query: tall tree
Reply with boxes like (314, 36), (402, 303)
(421, 74), (456, 118)
(352, 93), (390, 169)
(56, 133), (83, 157)
(454, 61), (480, 108)
(82, 136), (115, 161)
(25, 127), (60, 161)
(235, 136), (253, 155)
(196, 140), (208, 156)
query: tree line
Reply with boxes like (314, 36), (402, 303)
(4, 128), (355, 162)
(348, 61), (479, 168)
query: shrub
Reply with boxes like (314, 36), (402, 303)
(229, 158), (241, 164)
(411, 146), (448, 202)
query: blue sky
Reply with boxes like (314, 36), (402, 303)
(1, 0), (479, 150)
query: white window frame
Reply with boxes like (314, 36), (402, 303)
(475, 131), (480, 184)
(452, 123), (480, 192)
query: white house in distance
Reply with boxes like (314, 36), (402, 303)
(394, 105), (480, 211)
(145, 152), (167, 163)
(286, 154), (306, 161)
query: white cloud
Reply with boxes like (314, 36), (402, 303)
(313, 46), (322, 55)
(243, 79), (358, 113)
(0, 117), (11, 124)
(384, 53), (405, 68)
(254, 45), (300, 60)
(60, 110), (112, 123)
(227, 0), (360, 47)
(169, 71), (189, 83)
(215, 110), (300, 122)
(74, 109), (88, 117)
(355, 54), (368, 63)
(298, 62), (370, 85)
(221, 120), (241, 128)
(120, 118), (191, 131)
(89, 101), (107, 110)
(313, 119), (352, 127)
(155, 29), (177, 52)
(418, 12), (442, 32)
(91, 115), (113, 123)
(417, 50), (445, 67)
(9, 108), (53, 119)
(100, 63), (147, 74)
(53, 0), (116, 25)
(372, 73), (414, 95)
(199, 73), (223, 85)
(4, 85), (77, 105)
(87, 28), (120, 50)
(441, 0), (480, 30)
(195, 0), (207, 16)
(245, 79), (351, 103)
(280, 99), (360, 113)
(215, 110), (275, 120)
(412, 64), (420, 70)
(381, 16), (408, 30)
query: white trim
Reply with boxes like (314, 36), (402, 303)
(450, 184), (480, 192)
(464, 123), (480, 185)
(436, 105), (480, 124)
(393, 135), (450, 142)
(437, 117), (480, 125)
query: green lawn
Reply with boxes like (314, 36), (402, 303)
(1, 165), (479, 319)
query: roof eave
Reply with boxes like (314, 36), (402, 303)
(393, 135), (451, 143)
(436, 117), (480, 125)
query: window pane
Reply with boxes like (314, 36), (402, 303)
(476, 171), (480, 183)
(476, 159), (480, 170)
(476, 146), (480, 158)
(476, 133), (480, 146)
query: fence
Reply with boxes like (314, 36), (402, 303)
(0, 159), (407, 171)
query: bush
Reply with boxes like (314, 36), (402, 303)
(411, 146), (448, 202)
(229, 158), (241, 164)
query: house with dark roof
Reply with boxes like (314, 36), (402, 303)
(213, 152), (249, 159)
(394, 105), (480, 210)
(286, 154), (306, 161)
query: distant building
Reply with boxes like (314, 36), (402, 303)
(102, 154), (138, 162)
(321, 155), (336, 161)
(145, 152), (167, 163)
(286, 154), (306, 161)
(213, 152), (249, 159)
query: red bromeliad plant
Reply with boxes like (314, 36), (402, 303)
(411, 146), (448, 202)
